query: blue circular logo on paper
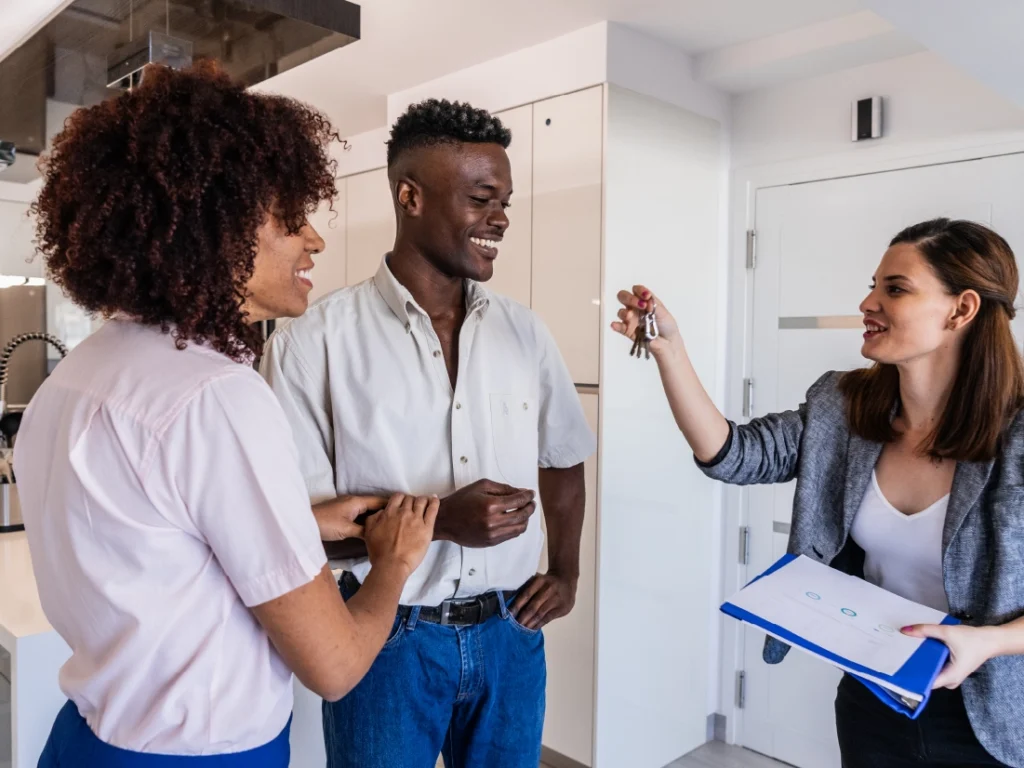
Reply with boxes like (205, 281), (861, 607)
(805, 592), (821, 600)
(841, 608), (857, 617)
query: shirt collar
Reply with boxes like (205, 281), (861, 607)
(372, 255), (491, 330)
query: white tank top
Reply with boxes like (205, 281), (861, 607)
(849, 471), (950, 612)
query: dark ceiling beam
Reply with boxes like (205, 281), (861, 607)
(250, 0), (360, 38)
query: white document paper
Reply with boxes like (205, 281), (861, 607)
(728, 555), (948, 677)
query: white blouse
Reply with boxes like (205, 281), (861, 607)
(849, 471), (950, 613)
(15, 320), (326, 754)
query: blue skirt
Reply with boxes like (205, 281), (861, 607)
(38, 700), (291, 767)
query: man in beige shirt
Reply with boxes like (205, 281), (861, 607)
(261, 98), (595, 767)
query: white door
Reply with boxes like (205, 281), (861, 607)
(744, 153), (1024, 768)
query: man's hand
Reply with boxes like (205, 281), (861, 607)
(509, 572), (577, 630)
(434, 479), (536, 548)
(313, 495), (388, 541)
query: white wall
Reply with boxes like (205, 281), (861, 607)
(597, 85), (722, 768)
(731, 51), (1024, 170)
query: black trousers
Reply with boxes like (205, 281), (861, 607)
(835, 674), (1007, 767)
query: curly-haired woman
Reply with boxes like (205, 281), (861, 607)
(14, 62), (438, 767)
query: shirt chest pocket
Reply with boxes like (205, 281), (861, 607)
(489, 393), (539, 488)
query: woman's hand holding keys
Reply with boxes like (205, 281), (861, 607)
(611, 285), (681, 359)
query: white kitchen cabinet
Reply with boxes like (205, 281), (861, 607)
(531, 87), (603, 386)
(539, 390), (598, 766)
(1, 649), (9, 768)
(0, 202), (41, 279)
(307, 177), (347, 304)
(346, 168), (395, 287)
(487, 104), (533, 307)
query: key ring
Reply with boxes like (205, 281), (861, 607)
(645, 301), (659, 340)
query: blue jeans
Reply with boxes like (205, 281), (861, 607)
(38, 700), (290, 767)
(324, 581), (546, 768)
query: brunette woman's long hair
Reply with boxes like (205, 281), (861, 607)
(839, 218), (1024, 462)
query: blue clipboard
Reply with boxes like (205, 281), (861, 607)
(721, 553), (958, 719)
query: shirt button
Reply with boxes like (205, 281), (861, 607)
(460, 456), (468, 464)
(522, 402), (529, 410)
(433, 350), (441, 358)
(455, 402), (462, 410)
(468, 568), (477, 576)
(405, 323), (411, 332)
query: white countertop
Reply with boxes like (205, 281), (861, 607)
(0, 531), (53, 647)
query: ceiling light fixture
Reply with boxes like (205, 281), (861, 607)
(107, 0), (192, 91)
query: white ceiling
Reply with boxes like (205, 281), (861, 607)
(862, 0), (1024, 107)
(255, 0), (890, 135)
(0, 1), (73, 62)
(1, 0), (924, 138)
(612, 0), (867, 53)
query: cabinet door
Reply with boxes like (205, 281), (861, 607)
(346, 168), (395, 286)
(0, 201), (41, 278)
(487, 104), (532, 307)
(307, 177), (347, 303)
(531, 87), (603, 386)
(540, 390), (598, 766)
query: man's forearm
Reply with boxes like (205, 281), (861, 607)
(324, 539), (368, 560)
(538, 464), (585, 578)
(323, 522), (448, 559)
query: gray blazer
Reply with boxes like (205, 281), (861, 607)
(699, 371), (1024, 767)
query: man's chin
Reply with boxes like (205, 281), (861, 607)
(468, 258), (495, 283)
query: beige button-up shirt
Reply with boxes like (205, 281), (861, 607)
(261, 258), (596, 606)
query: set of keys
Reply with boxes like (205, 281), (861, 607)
(629, 301), (659, 359)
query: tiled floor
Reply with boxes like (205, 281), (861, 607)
(661, 741), (789, 768)
(436, 741), (788, 768)
(536, 742), (787, 768)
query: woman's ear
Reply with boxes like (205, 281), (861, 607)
(949, 289), (981, 330)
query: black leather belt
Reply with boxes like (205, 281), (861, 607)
(339, 571), (519, 627)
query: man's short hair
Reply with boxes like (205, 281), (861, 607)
(387, 98), (511, 167)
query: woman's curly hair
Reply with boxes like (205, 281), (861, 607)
(32, 61), (338, 361)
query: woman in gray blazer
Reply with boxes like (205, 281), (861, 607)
(614, 218), (1024, 768)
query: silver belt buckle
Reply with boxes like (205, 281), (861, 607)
(440, 601), (452, 626)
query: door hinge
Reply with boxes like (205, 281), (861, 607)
(738, 525), (751, 565)
(746, 229), (757, 269)
(736, 670), (747, 709)
(742, 378), (755, 418)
